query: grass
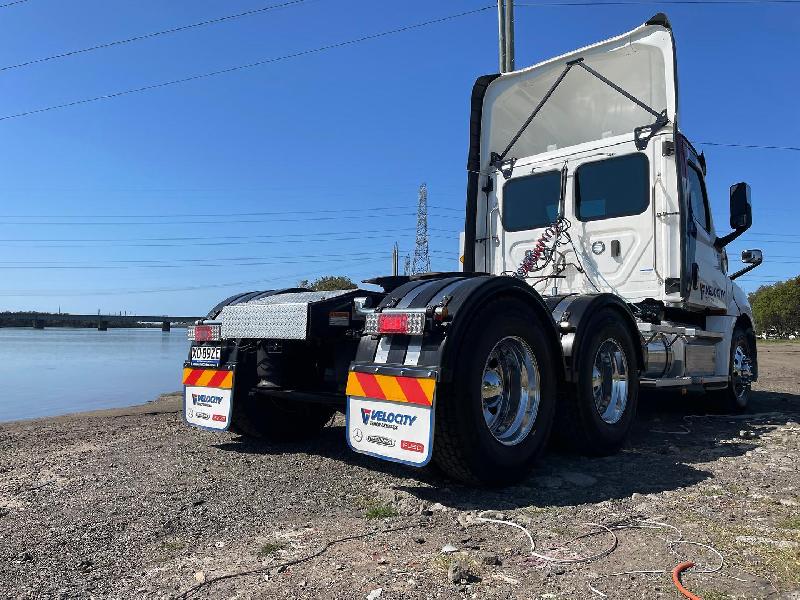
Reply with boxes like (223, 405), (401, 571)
(697, 591), (733, 600)
(363, 501), (398, 520)
(160, 539), (186, 552)
(779, 516), (800, 531)
(257, 541), (284, 558)
(704, 521), (800, 587)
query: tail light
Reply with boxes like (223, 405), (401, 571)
(363, 311), (426, 336)
(188, 323), (221, 342)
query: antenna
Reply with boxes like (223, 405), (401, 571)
(411, 183), (431, 275)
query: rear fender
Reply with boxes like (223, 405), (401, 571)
(549, 293), (642, 382)
(352, 275), (566, 387)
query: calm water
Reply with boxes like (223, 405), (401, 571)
(0, 328), (189, 422)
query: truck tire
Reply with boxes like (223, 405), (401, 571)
(557, 308), (639, 455)
(708, 325), (755, 412)
(230, 392), (335, 441)
(433, 297), (558, 486)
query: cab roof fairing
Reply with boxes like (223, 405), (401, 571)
(479, 17), (678, 171)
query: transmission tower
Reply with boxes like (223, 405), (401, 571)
(411, 183), (431, 274)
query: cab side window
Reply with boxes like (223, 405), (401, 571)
(686, 164), (710, 232)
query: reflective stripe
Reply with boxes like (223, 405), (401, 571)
(404, 336), (423, 366)
(346, 371), (435, 406)
(182, 368), (233, 389)
(374, 335), (391, 363)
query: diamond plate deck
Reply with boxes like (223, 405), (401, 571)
(219, 290), (353, 340)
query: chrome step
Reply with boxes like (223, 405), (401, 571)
(637, 323), (724, 340)
(640, 375), (728, 388)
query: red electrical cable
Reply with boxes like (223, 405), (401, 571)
(672, 561), (701, 600)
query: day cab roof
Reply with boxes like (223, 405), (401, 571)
(479, 13), (678, 169)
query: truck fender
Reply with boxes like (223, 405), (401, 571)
(205, 288), (309, 319)
(352, 274), (566, 388)
(548, 293), (643, 383)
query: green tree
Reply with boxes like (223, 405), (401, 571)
(749, 275), (800, 336)
(298, 275), (357, 291)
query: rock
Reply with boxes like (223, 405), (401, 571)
(479, 552), (501, 566)
(739, 430), (758, 440)
(448, 561), (470, 584)
(441, 544), (458, 553)
(551, 565), (566, 575)
(479, 510), (506, 521)
(561, 472), (598, 487)
(779, 498), (799, 507)
(413, 536), (426, 544)
(430, 502), (448, 512)
(194, 571), (206, 583)
(366, 588), (382, 600)
(214, 541), (225, 549)
(735, 536), (800, 549)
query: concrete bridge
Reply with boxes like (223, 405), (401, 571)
(0, 313), (201, 331)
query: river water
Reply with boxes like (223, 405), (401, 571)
(0, 328), (189, 422)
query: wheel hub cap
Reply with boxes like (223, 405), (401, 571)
(732, 344), (753, 399)
(592, 339), (628, 425)
(481, 336), (541, 446)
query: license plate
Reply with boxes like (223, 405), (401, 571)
(191, 345), (221, 366)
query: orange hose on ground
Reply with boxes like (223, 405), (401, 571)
(672, 561), (701, 600)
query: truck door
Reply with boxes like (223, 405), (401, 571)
(679, 139), (730, 311)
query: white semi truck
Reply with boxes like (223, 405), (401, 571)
(182, 14), (763, 485)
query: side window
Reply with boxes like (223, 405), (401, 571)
(575, 153), (649, 221)
(501, 170), (561, 232)
(686, 164), (710, 232)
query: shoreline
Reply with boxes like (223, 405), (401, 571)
(0, 391), (182, 428)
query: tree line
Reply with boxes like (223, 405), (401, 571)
(748, 276), (800, 336)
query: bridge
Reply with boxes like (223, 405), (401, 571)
(0, 313), (202, 331)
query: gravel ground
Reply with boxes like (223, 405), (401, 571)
(1, 342), (799, 600)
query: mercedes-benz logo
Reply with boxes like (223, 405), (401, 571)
(353, 428), (363, 442)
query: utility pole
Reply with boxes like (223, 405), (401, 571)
(497, 0), (506, 72)
(497, 0), (515, 72)
(391, 242), (399, 276)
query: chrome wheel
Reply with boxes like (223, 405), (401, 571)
(592, 339), (629, 425)
(732, 343), (753, 400)
(481, 336), (541, 446)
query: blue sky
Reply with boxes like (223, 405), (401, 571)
(0, 0), (797, 315)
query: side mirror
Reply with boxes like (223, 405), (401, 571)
(715, 182), (752, 249)
(741, 249), (762, 264)
(730, 248), (763, 280)
(729, 182), (752, 230)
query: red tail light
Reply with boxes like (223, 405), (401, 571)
(363, 311), (425, 335)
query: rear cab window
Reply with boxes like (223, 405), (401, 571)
(575, 153), (649, 221)
(501, 170), (562, 232)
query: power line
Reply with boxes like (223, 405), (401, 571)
(0, 0), (312, 73)
(0, 257), (390, 296)
(0, 204), (462, 219)
(696, 141), (800, 152)
(0, 5), (494, 122)
(0, 0), (31, 8)
(0, 211), (461, 226)
(518, 0), (800, 5)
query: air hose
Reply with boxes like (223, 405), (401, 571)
(672, 561), (701, 600)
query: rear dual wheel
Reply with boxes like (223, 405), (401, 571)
(433, 297), (558, 486)
(555, 308), (639, 455)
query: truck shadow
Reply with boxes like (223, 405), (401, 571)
(213, 389), (799, 511)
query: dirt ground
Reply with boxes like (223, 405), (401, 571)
(1, 343), (799, 600)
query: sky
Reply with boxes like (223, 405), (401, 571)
(0, 0), (797, 315)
